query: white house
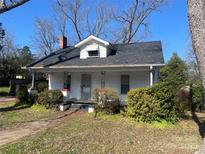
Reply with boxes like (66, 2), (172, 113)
(25, 35), (164, 102)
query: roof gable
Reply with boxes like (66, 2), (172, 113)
(74, 35), (110, 48)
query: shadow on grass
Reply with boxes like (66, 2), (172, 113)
(191, 109), (205, 139)
(52, 108), (80, 120)
(182, 86), (205, 139)
(0, 103), (32, 113)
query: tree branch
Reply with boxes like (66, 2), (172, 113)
(56, 0), (82, 41)
(114, 0), (165, 43)
(0, 0), (29, 14)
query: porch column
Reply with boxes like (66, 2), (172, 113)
(150, 65), (153, 86)
(31, 72), (35, 89)
(48, 73), (51, 90)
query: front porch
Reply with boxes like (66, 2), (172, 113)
(30, 65), (159, 102)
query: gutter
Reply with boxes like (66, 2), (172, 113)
(26, 64), (165, 70)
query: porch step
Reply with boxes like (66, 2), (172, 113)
(60, 100), (94, 112)
(70, 103), (94, 110)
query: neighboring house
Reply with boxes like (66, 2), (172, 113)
(25, 35), (164, 102)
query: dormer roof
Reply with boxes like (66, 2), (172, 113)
(74, 35), (110, 48)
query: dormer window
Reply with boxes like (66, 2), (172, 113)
(76, 35), (111, 59)
(88, 50), (99, 57)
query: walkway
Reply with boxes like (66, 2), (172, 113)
(0, 109), (80, 146)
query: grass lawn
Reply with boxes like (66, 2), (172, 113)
(0, 101), (56, 130)
(0, 87), (9, 97)
(0, 112), (202, 154)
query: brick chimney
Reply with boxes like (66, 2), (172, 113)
(59, 35), (67, 49)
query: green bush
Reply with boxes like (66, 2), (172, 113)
(37, 81), (48, 93)
(93, 88), (120, 115)
(125, 53), (188, 123)
(36, 90), (49, 107)
(51, 90), (64, 106)
(126, 87), (161, 122)
(36, 89), (63, 108)
(125, 84), (186, 123)
(192, 81), (204, 111)
(150, 83), (185, 122)
(16, 86), (29, 102)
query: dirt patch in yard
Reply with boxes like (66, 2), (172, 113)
(0, 98), (16, 103)
(0, 109), (82, 146)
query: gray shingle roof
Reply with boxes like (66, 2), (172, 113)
(28, 41), (164, 68)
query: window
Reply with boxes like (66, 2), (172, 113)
(64, 72), (71, 91)
(121, 75), (129, 94)
(88, 50), (99, 57)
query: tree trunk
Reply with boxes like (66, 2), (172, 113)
(188, 0), (205, 153)
(188, 0), (205, 89)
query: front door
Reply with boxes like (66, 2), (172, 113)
(81, 74), (91, 100)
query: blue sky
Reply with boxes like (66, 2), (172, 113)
(0, 0), (189, 62)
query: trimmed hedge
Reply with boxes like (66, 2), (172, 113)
(125, 83), (186, 123)
(126, 87), (161, 122)
(93, 88), (120, 115)
(150, 83), (185, 122)
(36, 89), (63, 109)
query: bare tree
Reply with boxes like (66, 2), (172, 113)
(56, 0), (83, 41)
(33, 18), (58, 56)
(0, 29), (16, 59)
(53, 2), (67, 36)
(185, 42), (200, 81)
(115, 0), (165, 43)
(55, 0), (164, 44)
(85, 5), (112, 37)
(56, 0), (112, 42)
(0, 0), (29, 14)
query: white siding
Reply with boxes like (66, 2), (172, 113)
(49, 72), (64, 90)
(48, 71), (150, 102)
(80, 40), (108, 59)
(105, 71), (149, 101)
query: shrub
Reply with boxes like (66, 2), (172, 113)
(36, 90), (49, 107)
(29, 93), (38, 104)
(126, 87), (161, 122)
(16, 86), (29, 102)
(51, 89), (64, 106)
(159, 53), (188, 88)
(124, 53), (188, 123)
(125, 83), (186, 123)
(150, 83), (185, 122)
(192, 81), (204, 111)
(93, 88), (120, 115)
(37, 81), (48, 93)
(36, 89), (63, 108)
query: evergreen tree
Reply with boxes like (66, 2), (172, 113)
(151, 53), (188, 122)
(18, 46), (34, 79)
(159, 53), (188, 90)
